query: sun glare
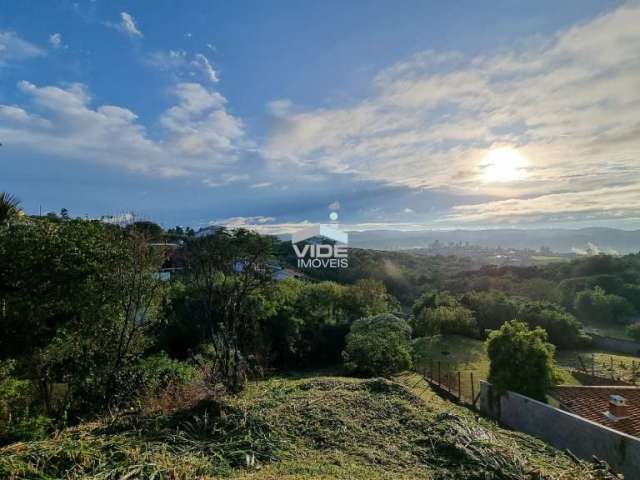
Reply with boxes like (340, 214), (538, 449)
(480, 147), (528, 183)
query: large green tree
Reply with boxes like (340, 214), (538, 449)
(486, 320), (555, 401)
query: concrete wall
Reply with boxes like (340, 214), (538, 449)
(590, 333), (640, 356)
(480, 381), (640, 478)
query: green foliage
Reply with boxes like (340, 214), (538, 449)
(343, 314), (413, 376)
(625, 322), (640, 342)
(413, 306), (478, 337)
(486, 321), (555, 401)
(516, 301), (584, 349)
(125, 220), (164, 240)
(0, 218), (167, 414)
(574, 286), (635, 325)
(0, 192), (21, 224)
(139, 353), (198, 393)
(460, 290), (519, 335)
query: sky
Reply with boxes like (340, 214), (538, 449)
(1, 0), (640, 232)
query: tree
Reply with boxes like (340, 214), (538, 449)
(413, 305), (477, 337)
(0, 192), (21, 224)
(460, 290), (519, 336)
(0, 218), (167, 413)
(486, 320), (555, 401)
(125, 221), (164, 241)
(179, 228), (274, 392)
(574, 286), (635, 325)
(517, 301), (583, 349)
(342, 314), (413, 376)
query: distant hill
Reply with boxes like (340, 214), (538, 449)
(347, 228), (640, 254)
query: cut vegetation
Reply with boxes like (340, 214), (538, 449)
(0, 376), (618, 479)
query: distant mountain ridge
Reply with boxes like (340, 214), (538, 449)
(345, 228), (640, 254)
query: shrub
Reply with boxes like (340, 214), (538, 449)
(342, 314), (413, 376)
(486, 320), (555, 401)
(140, 352), (198, 394)
(413, 306), (478, 337)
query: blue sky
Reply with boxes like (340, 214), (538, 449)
(2, 0), (640, 231)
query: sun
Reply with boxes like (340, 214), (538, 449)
(480, 147), (528, 183)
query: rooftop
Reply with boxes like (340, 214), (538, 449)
(551, 385), (640, 437)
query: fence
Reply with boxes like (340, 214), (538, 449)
(418, 361), (481, 409)
(572, 353), (640, 385)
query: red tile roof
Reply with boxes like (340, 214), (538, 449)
(551, 386), (640, 437)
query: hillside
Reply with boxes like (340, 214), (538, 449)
(0, 376), (617, 479)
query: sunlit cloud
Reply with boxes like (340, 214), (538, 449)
(264, 4), (640, 225)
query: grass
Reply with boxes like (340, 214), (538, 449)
(413, 335), (490, 400)
(556, 349), (640, 384)
(583, 321), (632, 340)
(530, 256), (567, 265)
(0, 374), (619, 479)
(414, 335), (581, 399)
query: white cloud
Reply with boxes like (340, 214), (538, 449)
(120, 12), (143, 37)
(48, 33), (63, 48)
(251, 182), (273, 188)
(146, 50), (188, 71)
(0, 31), (44, 65)
(213, 216), (277, 229)
(264, 4), (640, 225)
(161, 82), (244, 159)
(147, 50), (219, 84)
(0, 80), (246, 177)
(192, 53), (218, 83)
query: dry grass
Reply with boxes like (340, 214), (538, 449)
(0, 375), (621, 479)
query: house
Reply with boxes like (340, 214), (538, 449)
(272, 267), (306, 281)
(551, 385), (640, 437)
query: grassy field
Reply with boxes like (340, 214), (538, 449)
(413, 335), (580, 399)
(556, 350), (640, 384)
(530, 255), (568, 265)
(583, 322), (632, 340)
(413, 335), (490, 400)
(0, 374), (616, 479)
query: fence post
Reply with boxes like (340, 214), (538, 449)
(611, 356), (614, 380)
(470, 372), (475, 406)
(457, 371), (462, 402)
(438, 362), (441, 385)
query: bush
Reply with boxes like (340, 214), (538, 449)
(486, 320), (555, 401)
(140, 353), (198, 394)
(516, 302), (583, 349)
(342, 314), (413, 376)
(413, 306), (478, 337)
